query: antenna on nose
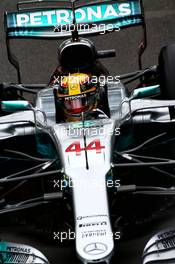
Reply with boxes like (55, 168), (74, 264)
(71, 0), (79, 41)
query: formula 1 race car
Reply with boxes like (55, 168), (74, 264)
(1, 0), (175, 263)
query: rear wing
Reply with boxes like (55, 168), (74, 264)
(4, 0), (147, 83)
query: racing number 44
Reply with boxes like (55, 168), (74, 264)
(65, 140), (105, 156)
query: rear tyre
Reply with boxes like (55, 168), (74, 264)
(159, 44), (175, 99)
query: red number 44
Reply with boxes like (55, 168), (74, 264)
(65, 140), (105, 156)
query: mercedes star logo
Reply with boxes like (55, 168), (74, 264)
(84, 243), (107, 255)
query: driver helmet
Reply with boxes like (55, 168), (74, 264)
(55, 73), (98, 117)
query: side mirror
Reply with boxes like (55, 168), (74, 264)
(1, 100), (31, 112)
(131, 85), (160, 100)
(142, 228), (175, 263)
(0, 241), (49, 263)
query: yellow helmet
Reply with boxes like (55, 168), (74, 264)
(55, 73), (98, 115)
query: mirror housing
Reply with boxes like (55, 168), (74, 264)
(1, 101), (31, 112)
(131, 85), (160, 99)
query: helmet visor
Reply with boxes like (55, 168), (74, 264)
(61, 91), (96, 114)
(65, 97), (88, 114)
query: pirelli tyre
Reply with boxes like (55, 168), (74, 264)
(159, 44), (175, 99)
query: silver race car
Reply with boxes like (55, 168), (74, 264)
(1, 0), (175, 263)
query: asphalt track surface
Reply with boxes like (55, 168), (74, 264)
(1, 1), (175, 264)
